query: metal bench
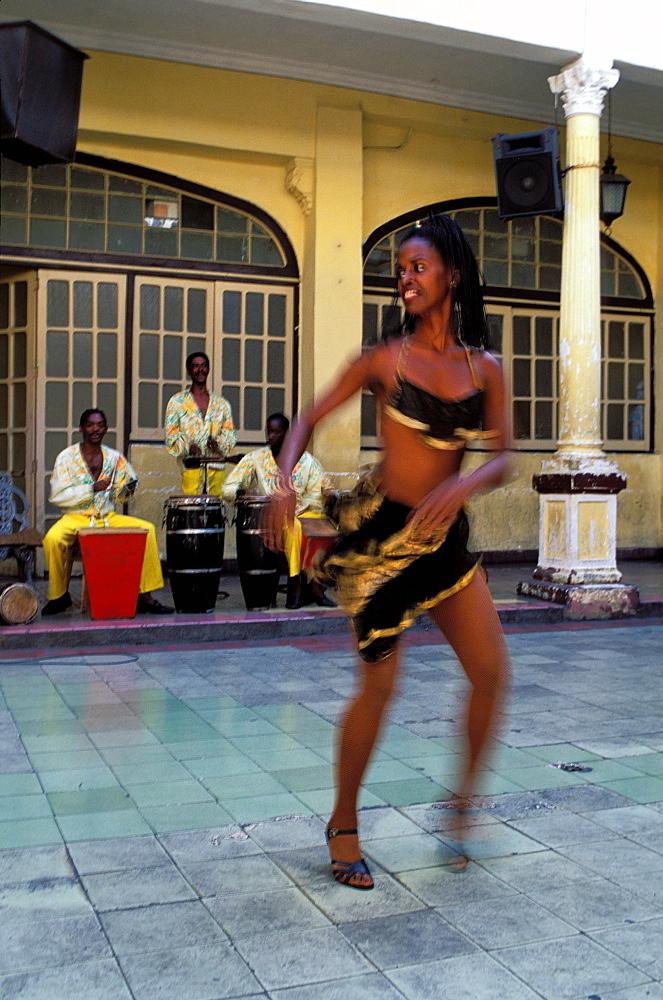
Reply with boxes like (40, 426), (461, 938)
(0, 473), (42, 586)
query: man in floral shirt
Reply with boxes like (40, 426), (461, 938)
(165, 352), (237, 496)
(223, 413), (336, 608)
(42, 409), (173, 616)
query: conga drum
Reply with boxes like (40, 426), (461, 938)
(166, 495), (225, 613)
(0, 583), (39, 625)
(235, 495), (281, 611)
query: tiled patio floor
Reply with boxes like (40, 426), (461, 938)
(1, 620), (662, 999)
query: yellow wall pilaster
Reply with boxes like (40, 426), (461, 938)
(306, 106), (364, 475)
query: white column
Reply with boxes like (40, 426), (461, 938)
(518, 57), (638, 618)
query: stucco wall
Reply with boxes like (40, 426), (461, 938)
(66, 52), (663, 553)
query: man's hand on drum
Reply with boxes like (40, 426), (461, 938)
(93, 477), (112, 493)
(188, 442), (202, 456)
(207, 436), (221, 455)
(262, 490), (296, 553)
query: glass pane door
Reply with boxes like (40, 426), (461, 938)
(35, 271), (126, 532)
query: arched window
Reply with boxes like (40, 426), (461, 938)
(0, 157), (290, 270)
(362, 201), (653, 452)
(0, 156), (298, 531)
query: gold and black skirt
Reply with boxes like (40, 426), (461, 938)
(322, 486), (479, 663)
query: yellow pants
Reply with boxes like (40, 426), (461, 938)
(283, 511), (326, 578)
(43, 513), (164, 600)
(181, 468), (225, 497)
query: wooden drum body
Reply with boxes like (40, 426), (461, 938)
(0, 582), (39, 625)
(235, 495), (281, 611)
(166, 495), (225, 613)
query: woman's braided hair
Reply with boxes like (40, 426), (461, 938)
(391, 212), (490, 350)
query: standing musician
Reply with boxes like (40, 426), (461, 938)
(41, 409), (173, 616)
(263, 214), (511, 889)
(223, 413), (336, 609)
(165, 351), (237, 496)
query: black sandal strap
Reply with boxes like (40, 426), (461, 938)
(325, 826), (358, 841)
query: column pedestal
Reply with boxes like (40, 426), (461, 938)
(517, 459), (639, 619)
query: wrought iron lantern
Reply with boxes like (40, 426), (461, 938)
(599, 92), (630, 228)
(599, 155), (631, 227)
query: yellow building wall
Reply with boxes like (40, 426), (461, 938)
(71, 51), (662, 555)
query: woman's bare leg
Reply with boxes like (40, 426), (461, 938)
(327, 645), (403, 883)
(428, 572), (511, 841)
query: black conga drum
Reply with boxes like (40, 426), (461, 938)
(165, 495), (225, 613)
(235, 494), (281, 611)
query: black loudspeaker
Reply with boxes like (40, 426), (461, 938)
(0, 20), (88, 167)
(491, 128), (563, 220)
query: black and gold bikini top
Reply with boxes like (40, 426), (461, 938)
(384, 338), (499, 451)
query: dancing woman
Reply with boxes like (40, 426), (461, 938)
(263, 214), (511, 889)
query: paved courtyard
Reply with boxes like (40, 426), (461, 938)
(1, 619), (663, 999)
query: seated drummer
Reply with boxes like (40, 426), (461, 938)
(223, 413), (336, 609)
(41, 409), (173, 616)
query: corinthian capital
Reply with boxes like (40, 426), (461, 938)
(548, 57), (619, 118)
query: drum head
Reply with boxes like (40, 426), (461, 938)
(0, 583), (39, 625)
(167, 494), (221, 508)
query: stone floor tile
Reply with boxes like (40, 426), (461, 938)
(158, 827), (263, 865)
(38, 767), (120, 793)
(599, 775), (663, 804)
(124, 779), (214, 808)
(118, 941), (260, 1000)
(0, 912), (110, 974)
(478, 850), (597, 893)
(440, 894), (576, 948)
(559, 838), (663, 880)
(207, 885), (331, 937)
(529, 879), (663, 931)
(269, 973), (407, 1000)
(0, 844), (72, 885)
(203, 772), (289, 801)
(0, 796), (53, 822)
(56, 808), (151, 842)
(233, 925), (372, 991)
(397, 862), (519, 908)
(339, 907), (476, 969)
(493, 934), (650, 999)
(81, 863), (196, 911)
(386, 950), (542, 999)
(365, 777), (450, 807)
(590, 917), (663, 979)
(0, 958), (132, 1000)
(0, 878), (91, 921)
(100, 899), (229, 956)
(180, 853), (294, 897)
(46, 787), (134, 816)
(0, 774), (41, 797)
(242, 814), (326, 851)
(363, 832), (455, 873)
(221, 793), (312, 824)
(507, 811), (620, 847)
(67, 834), (171, 874)
(0, 817), (63, 850)
(138, 801), (233, 833)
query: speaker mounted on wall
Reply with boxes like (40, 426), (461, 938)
(491, 127), (563, 221)
(0, 20), (88, 167)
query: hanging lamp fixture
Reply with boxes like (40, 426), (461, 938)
(599, 92), (630, 229)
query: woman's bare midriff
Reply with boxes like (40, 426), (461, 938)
(378, 417), (465, 508)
